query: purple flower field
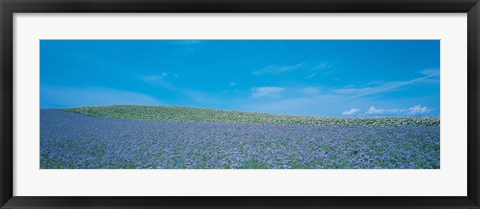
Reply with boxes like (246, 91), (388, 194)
(40, 109), (440, 169)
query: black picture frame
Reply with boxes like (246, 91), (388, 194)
(1, 0), (479, 208)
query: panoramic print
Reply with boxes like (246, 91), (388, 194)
(40, 40), (440, 169)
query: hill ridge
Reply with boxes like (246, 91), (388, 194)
(65, 105), (440, 126)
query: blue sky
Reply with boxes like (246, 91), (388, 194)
(40, 40), (440, 117)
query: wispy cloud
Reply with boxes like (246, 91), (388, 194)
(335, 74), (439, 99)
(139, 73), (219, 104)
(300, 87), (320, 95)
(253, 63), (305, 76)
(304, 62), (334, 78)
(342, 108), (359, 115)
(253, 62), (332, 77)
(230, 82), (237, 87)
(251, 87), (285, 98)
(420, 69), (440, 76)
(305, 72), (317, 78)
(139, 73), (175, 89)
(312, 63), (328, 70)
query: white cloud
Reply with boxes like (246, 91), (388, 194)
(342, 108), (359, 115)
(388, 109), (404, 114)
(300, 87), (320, 95)
(408, 104), (430, 114)
(365, 106), (406, 115)
(251, 87), (285, 98)
(366, 106), (385, 114)
(364, 104), (431, 115)
(253, 63), (305, 76)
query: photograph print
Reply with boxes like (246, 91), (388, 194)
(40, 40), (440, 169)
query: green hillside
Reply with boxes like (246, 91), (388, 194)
(65, 105), (439, 126)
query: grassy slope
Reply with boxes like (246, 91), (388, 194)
(64, 105), (440, 126)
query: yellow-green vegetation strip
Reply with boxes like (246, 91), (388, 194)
(64, 105), (440, 126)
